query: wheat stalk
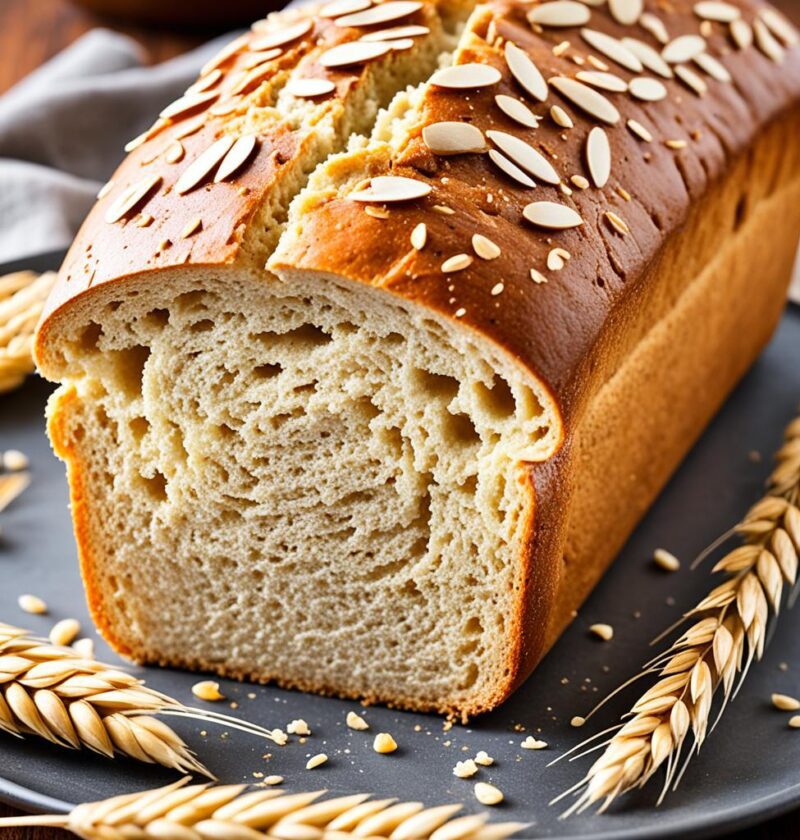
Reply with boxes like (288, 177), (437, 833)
(0, 270), (56, 394)
(552, 412), (800, 816)
(0, 776), (529, 839)
(0, 623), (287, 777)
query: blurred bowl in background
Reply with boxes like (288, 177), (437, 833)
(70, 0), (282, 28)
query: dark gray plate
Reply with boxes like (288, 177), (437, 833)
(1, 250), (799, 839)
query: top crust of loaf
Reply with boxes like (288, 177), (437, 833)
(271, 0), (800, 425)
(37, 0), (800, 431)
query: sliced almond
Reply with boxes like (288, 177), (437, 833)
(214, 135), (258, 182)
(641, 15), (669, 45)
(383, 38), (415, 51)
(335, 1), (422, 28)
(604, 210), (630, 235)
(675, 64), (707, 96)
(286, 78), (337, 98)
(530, 268), (548, 284)
(550, 105), (573, 129)
(159, 91), (218, 120)
(442, 254), (473, 273)
(165, 141), (185, 164)
(486, 130), (560, 184)
(472, 234), (501, 260)
(250, 19), (313, 51)
(495, 94), (539, 129)
(730, 18), (753, 50)
(627, 118), (653, 142)
(753, 18), (785, 63)
(581, 29), (643, 73)
(201, 33), (251, 77)
(523, 201), (583, 230)
(760, 9), (799, 46)
(319, 41), (391, 68)
(175, 136), (235, 195)
(504, 41), (548, 102)
(429, 63), (502, 89)
(608, 0), (642, 26)
(528, 1), (591, 27)
(590, 623), (614, 641)
(349, 176), (431, 202)
(422, 122), (486, 155)
(488, 150), (536, 188)
(694, 2), (740, 23)
(547, 247), (571, 271)
(180, 217), (202, 239)
(320, 0), (371, 17)
(360, 24), (430, 41)
(241, 48), (283, 70)
(549, 76), (620, 125)
(410, 223), (427, 250)
(105, 174), (162, 223)
(629, 76), (668, 101)
(621, 37), (673, 78)
(321, 0), (371, 17)
(693, 52), (731, 83)
(575, 70), (627, 93)
(586, 127), (611, 188)
(186, 68), (223, 95)
(662, 34), (707, 64)
(570, 174), (590, 189)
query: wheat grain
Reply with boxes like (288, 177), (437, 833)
(0, 623), (287, 776)
(0, 776), (528, 838)
(553, 410), (800, 814)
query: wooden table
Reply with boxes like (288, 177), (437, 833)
(0, 0), (799, 837)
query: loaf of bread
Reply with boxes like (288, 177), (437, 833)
(34, 0), (800, 718)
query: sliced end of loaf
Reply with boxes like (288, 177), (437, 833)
(43, 263), (557, 715)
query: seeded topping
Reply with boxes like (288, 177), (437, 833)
(575, 70), (628, 93)
(549, 76), (620, 125)
(214, 135), (258, 183)
(761, 9), (799, 46)
(361, 24), (430, 41)
(675, 64), (708, 96)
(570, 174), (590, 189)
(250, 19), (313, 51)
(495, 94), (540, 129)
(662, 33), (707, 64)
(609, 0), (643, 27)
(320, 0), (371, 18)
(665, 138), (688, 149)
(581, 28), (643, 73)
(754, 18), (785, 63)
(200, 33), (250, 77)
(586, 127), (611, 188)
(640, 12), (670, 45)
(429, 63), (503, 89)
(472, 234), (501, 260)
(550, 105), (573, 129)
(423, 122), (487, 155)
(488, 149), (536, 188)
(242, 48), (283, 70)
(621, 37), (673, 78)
(629, 76), (668, 102)
(319, 40), (391, 67)
(180, 217), (203, 239)
(287, 78), (337, 98)
(442, 254), (473, 273)
(627, 118), (653, 142)
(350, 175), (431, 202)
(504, 41), (548, 102)
(410, 222), (427, 250)
(730, 18), (754, 50)
(335, 1), (422, 28)
(694, 52), (731, 83)
(175, 137), (235, 195)
(523, 201), (583, 230)
(605, 210), (630, 235)
(105, 174), (162, 223)
(547, 247), (571, 271)
(528, 1), (591, 28)
(694, 2), (739, 23)
(486, 130), (560, 185)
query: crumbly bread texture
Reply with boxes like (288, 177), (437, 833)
(36, 0), (800, 717)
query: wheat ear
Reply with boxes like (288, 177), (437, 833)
(0, 776), (529, 839)
(0, 624), (287, 777)
(552, 413), (800, 816)
(0, 270), (56, 394)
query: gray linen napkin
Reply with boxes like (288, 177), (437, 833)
(0, 28), (230, 264)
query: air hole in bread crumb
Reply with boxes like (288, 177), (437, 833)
(138, 471), (167, 502)
(129, 417), (149, 441)
(79, 322), (103, 352)
(414, 368), (460, 402)
(254, 362), (283, 379)
(442, 412), (481, 448)
(474, 378), (516, 419)
(283, 322), (332, 347)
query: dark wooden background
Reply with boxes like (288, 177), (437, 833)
(0, 0), (798, 836)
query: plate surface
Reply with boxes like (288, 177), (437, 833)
(1, 251), (799, 839)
